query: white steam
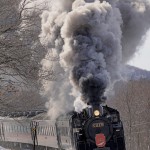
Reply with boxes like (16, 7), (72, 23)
(38, 0), (150, 119)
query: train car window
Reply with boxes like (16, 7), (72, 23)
(9, 126), (11, 133)
(41, 127), (43, 135)
(14, 125), (15, 132)
(44, 127), (45, 135)
(37, 127), (39, 134)
(18, 126), (20, 132)
(52, 126), (54, 136)
(39, 127), (42, 135)
(48, 126), (50, 136)
(23, 126), (25, 133)
(43, 127), (45, 135)
(47, 126), (49, 136)
(41, 126), (44, 135)
(13, 126), (17, 132)
(13, 125), (15, 132)
(38, 127), (41, 135)
(54, 127), (56, 136)
(20, 126), (22, 133)
(40, 127), (42, 135)
(4, 126), (7, 132)
(53, 127), (55, 136)
(18, 126), (20, 133)
(38, 127), (40, 135)
(63, 128), (65, 135)
(13, 126), (15, 132)
(25, 126), (27, 133)
(48, 126), (51, 136)
(50, 126), (52, 136)
(44, 126), (46, 135)
(45, 126), (47, 135)
(51, 126), (54, 136)
(25, 126), (28, 133)
(14, 126), (16, 132)
(15, 126), (17, 132)
(7, 126), (9, 132)
(51, 126), (53, 136)
(28, 127), (30, 133)
(43, 126), (45, 135)
(19, 126), (21, 132)
(64, 128), (66, 135)
(46, 126), (48, 135)
(36, 126), (38, 134)
(22, 126), (24, 133)
(6, 126), (8, 132)
(11, 126), (13, 132)
(10, 126), (12, 132)
(19, 126), (21, 133)
(21, 126), (23, 133)
(45, 126), (47, 136)
(11, 126), (15, 132)
(51, 127), (53, 136)
(10, 126), (12, 133)
(37, 127), (39, 135)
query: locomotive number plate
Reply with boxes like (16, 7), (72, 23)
(92, 122), (104, 128)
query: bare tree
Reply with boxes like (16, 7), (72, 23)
(0, 0), (51, 112)
(109, 79), (150, 150)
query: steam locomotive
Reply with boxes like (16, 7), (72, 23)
(0, 103), (126, 150)
(57, 103), (126, 150)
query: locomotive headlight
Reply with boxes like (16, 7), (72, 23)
(94, 110), (100, 116)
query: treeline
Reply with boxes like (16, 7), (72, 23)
(108, 79), (150, 150)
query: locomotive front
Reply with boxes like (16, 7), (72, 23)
(72, 102), (126, 150)
(84, 108), (113, 148)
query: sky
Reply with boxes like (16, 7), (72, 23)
(128, 30), (150, 71)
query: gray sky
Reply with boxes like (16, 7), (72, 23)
(128, 30), (150, 71)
